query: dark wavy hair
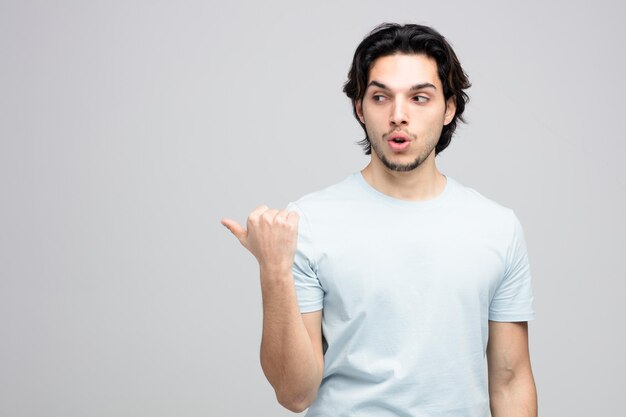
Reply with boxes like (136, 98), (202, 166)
(343, 23), (471, 156)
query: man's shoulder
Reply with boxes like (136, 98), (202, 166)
(450, 177), (518, 225)
(453, 178), (511, 209)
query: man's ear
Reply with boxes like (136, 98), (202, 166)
(355, 99), (365, 124)
(443, 96), (457, 126)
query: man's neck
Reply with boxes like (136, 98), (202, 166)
(360, 159), (446, 202)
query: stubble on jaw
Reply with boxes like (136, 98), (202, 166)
(369, 137), (437, 172)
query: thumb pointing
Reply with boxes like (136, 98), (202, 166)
(221, 218), (246, 242)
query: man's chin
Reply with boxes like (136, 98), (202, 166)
(381, 155), (423, 172)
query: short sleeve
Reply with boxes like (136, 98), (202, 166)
(489, 211), (536, 322)
(286, 202), (324, 313)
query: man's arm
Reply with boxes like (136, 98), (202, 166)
(259, 271), (324, 412)
(487, 321), (537, 417)
(221, 206), (324, 412)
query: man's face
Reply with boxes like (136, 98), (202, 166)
(356, 53), (456, 172)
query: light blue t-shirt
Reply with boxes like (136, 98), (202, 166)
(286, 172), (535, 417)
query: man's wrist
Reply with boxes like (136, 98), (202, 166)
(259, 264), (293, 282)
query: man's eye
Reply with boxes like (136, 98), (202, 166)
(413, 95), (429, 103)
(372, 95), (386, 102)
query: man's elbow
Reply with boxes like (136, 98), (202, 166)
(277, 391), (317, 413)
(490, 367), (517, 389)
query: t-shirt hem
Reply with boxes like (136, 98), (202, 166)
(299, 303), (323, 313)
(488, 313), (536, 322)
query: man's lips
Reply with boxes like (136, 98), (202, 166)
(386, 131), (411, 143)
(386, 132), (412, 151)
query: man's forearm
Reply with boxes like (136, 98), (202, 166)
(489, 372), (538, 417)
(259, 267), (322, 412)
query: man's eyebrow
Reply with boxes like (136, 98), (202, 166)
(367, 80), (437, 91)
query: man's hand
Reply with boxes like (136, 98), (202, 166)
(222, 205), (322, 411)
(221, 205), (300, 274)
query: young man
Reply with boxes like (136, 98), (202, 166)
(222, 23), (537, 417)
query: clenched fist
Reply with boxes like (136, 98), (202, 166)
(221, 205), (300, 274)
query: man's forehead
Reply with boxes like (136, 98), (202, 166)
(367, 53), (441, 91)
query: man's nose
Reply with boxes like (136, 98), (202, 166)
(390, 98), (408, 126)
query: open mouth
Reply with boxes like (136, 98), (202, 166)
(387, 137), (411, 152)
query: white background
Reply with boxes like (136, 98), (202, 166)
(1, 0), (624, 415)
